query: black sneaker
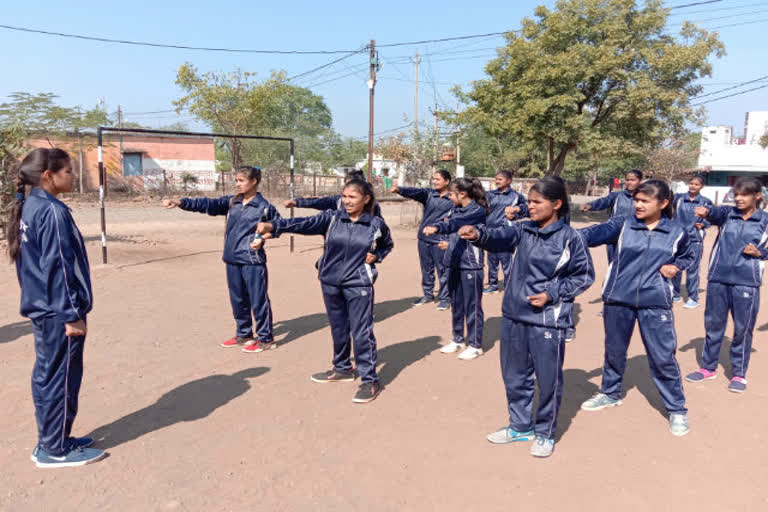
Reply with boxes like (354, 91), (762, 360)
(310, 369), (355, 383)
(352, 382), (381, 403)
(412, 295), (435, 306)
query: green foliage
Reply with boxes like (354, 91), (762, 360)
(180, 172), (199, 192)
(456, 0), (724, 176)
(760, 131), (768, 150)
(174, 64), (333, 172)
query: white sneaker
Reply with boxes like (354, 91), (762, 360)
(440, 341), (466, 354)
(458, 346), (483, 360)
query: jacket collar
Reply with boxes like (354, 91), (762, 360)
(728, 207), (764, 222)
(680, 193), (705, 204)
(620, 189), (633, 198)
(492, 187), (513, 196)
(339, 209), (373, 224)
(30, 187), (70, 210)
(231, 192), (264, 207)
(522, 218), (567, 235)
(629, 214), (674, 233)
(454, 200), (478, 214)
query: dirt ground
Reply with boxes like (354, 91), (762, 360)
(1, 199), (767, 512)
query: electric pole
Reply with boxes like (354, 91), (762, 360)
(367, 40), (377, 183)
(456, 104), (463, 178)
(414, 50), (419, 138)
(433, 103), (438, 168)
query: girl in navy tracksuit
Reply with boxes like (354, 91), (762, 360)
(255, 179), (393, 404)
(580, 169), (643, 263)
(579, 180), (694, 437)
(461, 178), (594, 458)
(7, 148), (105, 468)
(392, 169), (453, 309)
(164, 166), (280, 353)
(685, 177), (768, 393)
(672, 175), (712, 308)
(484, 170), (528, 293)
(285, 170), (383, 218)
(423, 178), (489, 360)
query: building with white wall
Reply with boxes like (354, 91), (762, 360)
(698, 111), (768, 186)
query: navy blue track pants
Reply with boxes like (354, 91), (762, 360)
(449, 268), (484, 348)
(672, 242), (703, 302)
(31, 315), (85, 456)
(702, 282), (760, 378)
(486, 251), (512, 289)
(601, 304), (687, 414)
(321, 283), (378, 383)
(226, 263), (273, 341)
(500, 318), (565, 439)
(417, 240), (449, 301)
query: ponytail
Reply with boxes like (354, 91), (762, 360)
(5, 148), (71, 263)
(453, 177), (489, 213)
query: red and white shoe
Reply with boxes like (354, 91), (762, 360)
(220, 336), (252, 348)
(242, 340), (277, 353)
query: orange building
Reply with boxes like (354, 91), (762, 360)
(26, 133), (217, 192)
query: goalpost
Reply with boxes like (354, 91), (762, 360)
(96, 126), (295, 264)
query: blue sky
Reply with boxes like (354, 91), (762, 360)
(1, 0), (766, 139)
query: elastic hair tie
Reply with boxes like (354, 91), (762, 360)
(15, 192), (25, 201)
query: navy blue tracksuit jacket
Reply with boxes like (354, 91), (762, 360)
(485, 187), (528, 289)
(587, 189), (635, 263)
(180, 193), (280, 341)
(580, 215), (694, 414)
(672, 193), (712, 302)
(295, 194), (383, 217)
(700, 206), (768, 378)
(16, 188), (93, 456)
(272, 210), (394, 382)
(396, 186), (453, 300)
(435, 201), (488, 348)
(473, 219), (594, 439)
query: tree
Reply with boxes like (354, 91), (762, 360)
(456, 0), (724, 176)
(760, 130), (768, 150)
(174, 64), (332, 173)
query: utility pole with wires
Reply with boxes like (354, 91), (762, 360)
(413, 50), (420, 139)
(432, 103), (439, 169)
(367, 40), (379, 183)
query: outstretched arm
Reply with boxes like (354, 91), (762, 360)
(578, 216), (624, 247)
(177, 196), (232, 216)
(395, 186), (430, 205)
(265, 210), (334, 238)
(461, 224), (523, 253)
(295, 195), (341, 211)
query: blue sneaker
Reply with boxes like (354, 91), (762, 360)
(436, 300), (450, 311)
(728, 377), (747, 393)
(34, 445), (106, 468)
(673, 296), (682, 303)
(31, 437), (94, 462)
(412, 295), (434, 306)
(581, 392), (622, 411)
(565, 328), (576, 342)
(530, 436), (555, 457)
(483, 287), (498, 295)
(683, 299), (699, 309)
(486, 426), (535, 444)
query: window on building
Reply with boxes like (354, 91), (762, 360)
(123, 153), (143, 176)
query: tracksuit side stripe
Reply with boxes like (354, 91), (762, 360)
(50, 205), (82, 321)
(547, 330), (562, 439)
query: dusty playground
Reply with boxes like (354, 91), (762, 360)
(1, 199), (766, 512)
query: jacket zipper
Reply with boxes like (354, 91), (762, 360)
(636, 230), (652, 308)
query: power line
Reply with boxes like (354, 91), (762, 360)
(692, 83), (768, 105)
(669, 8), (768, 26)
(377, 31), (515, 49)
(705, 16), (768, 29)
(693, 74), (768, 99)
(0, 24), (361, 54)
(668, 0), (723, 9)
(286, 48), (368, 82)
(669, 1), (767, 17)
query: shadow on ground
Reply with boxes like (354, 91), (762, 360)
(273, 297), (415, 346)
(88, 367), (269, 449)
(0, 320), (33, 344)
(377, 336), (442, 387)
(679, 336), (756, 380)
